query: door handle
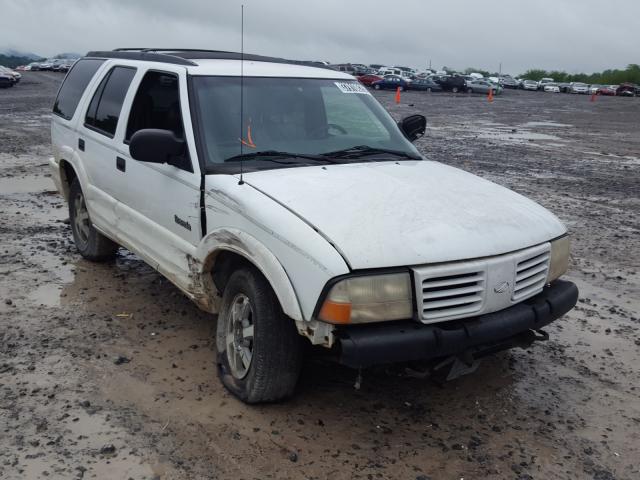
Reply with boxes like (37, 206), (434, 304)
(78, 138), (85, 151)
(116, 157), (126, 172)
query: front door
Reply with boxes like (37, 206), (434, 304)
(111, 66), (202, 284)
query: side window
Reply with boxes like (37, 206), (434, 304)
(84, 66), (136, 137)
(126, 71), (191, 172)
(53, 59), (105, 120)
(126, 71), (185, 142)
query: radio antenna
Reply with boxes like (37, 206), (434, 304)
(238, 4), (245, 185)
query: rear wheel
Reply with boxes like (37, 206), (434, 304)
(69, 178), (118, 261)
(216, 266), (304, 403)
(452, 87), (459, 93)
(374, 84), (381, 90)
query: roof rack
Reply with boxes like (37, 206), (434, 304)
(85, 48), (332, 69)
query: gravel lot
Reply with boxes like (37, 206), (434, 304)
(1, 72), (639, 480)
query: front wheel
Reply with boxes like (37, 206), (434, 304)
(69, 178), (118, 261)
(216, 266), (304, 403)
(452, 87), (459, 93)
(426, 87), (432, 93)
(374, 84), (381, 90)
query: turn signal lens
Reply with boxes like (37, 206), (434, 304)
(318, 273), (413, 324)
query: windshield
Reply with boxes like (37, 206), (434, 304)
(191, 77), (420, 167)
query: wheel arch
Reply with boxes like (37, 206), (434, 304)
(194, 228), (304, 322)
(57, 159), (78, 200)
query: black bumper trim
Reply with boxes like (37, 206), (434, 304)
(335, 279), (579, 368)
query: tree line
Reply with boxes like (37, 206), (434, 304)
(459, 65), (639, 85)
(519, 64), (640, 84)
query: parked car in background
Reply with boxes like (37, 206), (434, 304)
(409, 78), (442, 92)
(433, 74), (466, 93)
(372, 74), (410, 91)
(466, 79), (502, 94)
(558, 83), (571, 93)
(616, 83), (636, 96)
(378, 67), (403, 77)
(0, 71), (14, 88)
(357, 74), (383, 87)
(39, 59), (55, 70)
(522, 79), (538, 91)
(568, 82), (589, 94)
(538, 78), (555, 90)
(330, 64), (357, 75)
(500, 76), (518, 88)
(543, 83), (561, 93)
(0, 66), (21, 84)
(589, 84), (602, 94)
(596, 85), (616, 96)
(26, 62), (42, 71)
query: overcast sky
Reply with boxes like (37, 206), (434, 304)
(2, 0), (638, 75)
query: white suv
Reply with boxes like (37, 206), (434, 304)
(50, 49), (578, 403)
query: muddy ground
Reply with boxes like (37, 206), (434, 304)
(1, 72), (639, 480)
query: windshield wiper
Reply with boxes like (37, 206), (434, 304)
(224, 150), (339, 164)
(320, 145), (421, 160)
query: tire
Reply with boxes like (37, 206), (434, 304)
(398, 86), (404, 92)
(69, 178), (118, 261)
(374, 84), (381, 90)
(467, 88), (473, 94)
(216, 266), (304, 403)
(452, 87), (459, 93)
(427, 87), (432, 93)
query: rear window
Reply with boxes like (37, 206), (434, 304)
(53, 59), (105, 120)
(85, 66), (136, 137)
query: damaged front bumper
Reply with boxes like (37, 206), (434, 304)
(334, 279), (578, 368)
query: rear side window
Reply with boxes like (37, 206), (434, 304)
(53, 59), (105, 120)
(85, 66), (136, 137)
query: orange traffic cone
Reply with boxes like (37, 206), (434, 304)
(590, 92), (596, 102)
(488, 88), (494, 103)
(395, 87), (401, 104)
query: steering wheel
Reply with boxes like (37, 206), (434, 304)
(310, 123), (348, 137)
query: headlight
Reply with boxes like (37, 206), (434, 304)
(547, 236), (570, 282)
(318, 272), (413, 324)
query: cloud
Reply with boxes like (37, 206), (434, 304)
(2, 0), (638, 75)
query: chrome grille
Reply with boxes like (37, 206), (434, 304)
(421, 270), (485, 321)
(512, 250), (550, 301)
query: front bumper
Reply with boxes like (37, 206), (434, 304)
(334, 279), (578, 368)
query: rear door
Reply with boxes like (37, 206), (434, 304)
(77, 63), (137, 232)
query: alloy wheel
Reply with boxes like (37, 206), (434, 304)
(225, 293), (254, 379)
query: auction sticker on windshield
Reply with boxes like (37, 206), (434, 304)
(334, 82), (370, 94)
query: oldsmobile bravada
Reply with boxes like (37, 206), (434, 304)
(50, 49), (578, 403)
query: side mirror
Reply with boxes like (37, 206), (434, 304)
(129, 129), (185, 164)
(398, 114), (426, 142)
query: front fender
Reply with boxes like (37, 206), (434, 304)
(195, 227), (304, 322)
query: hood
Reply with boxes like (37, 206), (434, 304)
(241, 161), (566, 270)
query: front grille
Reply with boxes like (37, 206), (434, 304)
(512, 250), (550, 301)
(421, 271), (485, 321)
